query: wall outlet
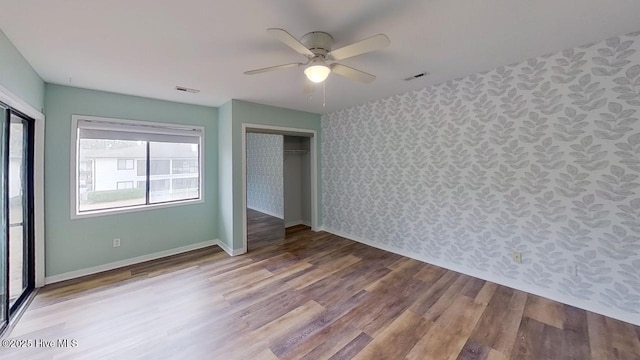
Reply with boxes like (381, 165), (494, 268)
(113, 238), (121, 248)
(512, 251), (522, 264)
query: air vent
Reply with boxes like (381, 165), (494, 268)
(175, 86), (200, 93)
(403, 72), (429, 81)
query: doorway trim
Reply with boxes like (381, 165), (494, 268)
(0, 84), (45, 288)
(241, 123), (318, 254)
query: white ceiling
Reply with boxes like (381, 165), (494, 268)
(1, 0), (640, 114)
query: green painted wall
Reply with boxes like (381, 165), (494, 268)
(0, 29), (44, 111)
(44, 84), (218, 276)
(217, 101), (233, 249)
(229, 100), (321, 250)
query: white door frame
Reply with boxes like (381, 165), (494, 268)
(0, 84), (45, 287)
(241, 123), (318, 253)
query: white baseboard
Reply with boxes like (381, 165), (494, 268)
(215, 239), (246, 256)
(44, 240), (219, 284)
(247, 206), (283, 219)
(323, 226), (640, 327)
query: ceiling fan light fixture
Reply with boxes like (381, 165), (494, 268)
(246, 28), (389, 85)
(304, 64), (331, 83)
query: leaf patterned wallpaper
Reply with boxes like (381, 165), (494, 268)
(247, 133), (283, 218)
(322, 31), (640, 324)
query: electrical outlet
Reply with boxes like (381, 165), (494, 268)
(113, 238), (121, 248)
(512, 251), (522, 264)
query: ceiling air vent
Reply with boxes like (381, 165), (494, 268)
(403, 72), (429, 81)
(175, 86), (200, 93)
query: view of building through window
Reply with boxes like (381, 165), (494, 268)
(77, 139), (199, 212)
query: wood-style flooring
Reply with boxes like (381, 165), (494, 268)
(3, 212), (640, 359)
(247, 208), (285, 250)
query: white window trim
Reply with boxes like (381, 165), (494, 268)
(70, 115), (205, 220)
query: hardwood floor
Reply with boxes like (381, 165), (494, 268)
(3, 212), (640, 359)
(247, 208), (285, 250)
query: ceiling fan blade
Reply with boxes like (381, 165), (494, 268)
(266, 28), (314, 57)
(244, 63), (303, 75)
(328, 34), (390, 60)
(330, 63), (376, 83)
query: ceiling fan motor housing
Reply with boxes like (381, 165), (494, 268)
(301, 31), (334, 57)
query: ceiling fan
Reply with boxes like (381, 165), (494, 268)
(244, 28), (390, 84)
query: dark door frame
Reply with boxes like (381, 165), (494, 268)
(0, 103), (35, 336)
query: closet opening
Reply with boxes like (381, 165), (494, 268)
(241, 124), (318, 252)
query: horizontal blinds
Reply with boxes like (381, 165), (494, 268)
(246, 128), (314, 137)
(78, 119), (201, 144)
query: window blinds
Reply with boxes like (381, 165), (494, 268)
(77, 119), (201, 144)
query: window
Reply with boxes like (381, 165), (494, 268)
(72, 115), (204, 218)
(137, 159), (171, 175)
(78, 139), (147, 210)
(172, 177), (199, 190)
(150, 179), (170, 191)
(172, 159), (198, 174)
(137, 160), (146, 176)
(149, 143), (198, 203)
(116, 181), (134, 190)
(117, 159), (134, 170)
(151, 160), (170, 175)
(78, 160), (94, 192)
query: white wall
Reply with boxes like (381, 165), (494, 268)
(322, 30), (640, 325)
(246, 133), (283, 218)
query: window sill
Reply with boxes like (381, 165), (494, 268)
(70, 197), (204, 220)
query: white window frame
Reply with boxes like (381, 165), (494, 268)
(70, 115), (205, 219)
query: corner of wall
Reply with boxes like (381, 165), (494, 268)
(217, 101), (234, 250)
(0, 28), (45, 112)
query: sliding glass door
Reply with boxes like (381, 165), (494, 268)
(0, 104), (7, 332)
(9, 112), (33, 308)
(0, 103), (34, 335)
